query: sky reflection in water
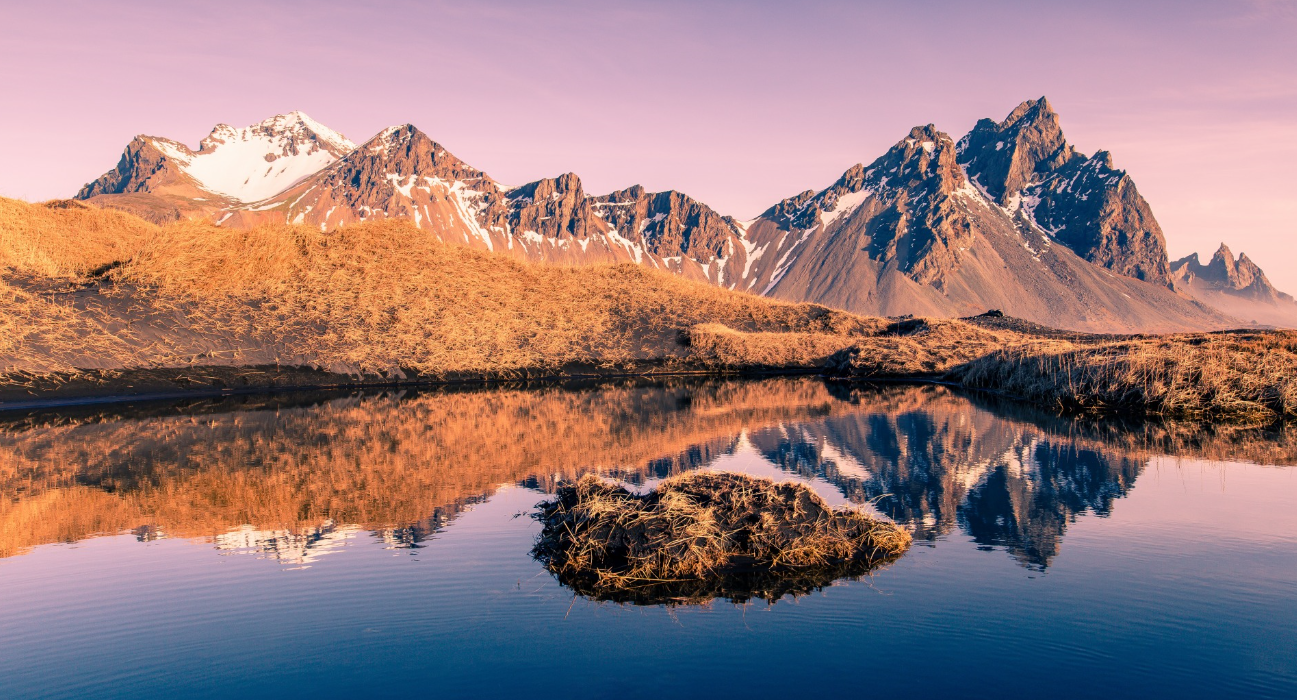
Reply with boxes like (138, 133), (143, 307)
(0, 378), (1294, 699)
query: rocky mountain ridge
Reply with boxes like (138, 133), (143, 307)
(1171, 244), (1297, 327)
(72, 103), (1289, 331)
(732, 121), (1228, 332)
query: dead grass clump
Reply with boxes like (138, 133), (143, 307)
(687, 323), (857, 369)
(532, 471), (911, 605)
(957, 333), (1297, 424)
(833, 318), (1041, 376)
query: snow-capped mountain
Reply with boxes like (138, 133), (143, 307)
(169, 111), (354, 203)
(78, 111), (355, 221)
(220, 123), (748, 276)
(74, 100), (1292, 331)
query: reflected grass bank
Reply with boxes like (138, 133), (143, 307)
(1, 377), (1293, 568)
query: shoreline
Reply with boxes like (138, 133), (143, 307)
(0, 363), (836, 413)
(1, 356), (1289, 428)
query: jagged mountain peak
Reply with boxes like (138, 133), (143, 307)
(1211, 242), (1235, 263)
(591, 185), (737, 259)
(1204, 243), (1263, 289)
(1091, 149), (1117, 171)
(958, 98), (1170, 285)
(957, 96), (1075, 204)
(368, 123), (418, 145)
(509, 172), (584, 203)
(1171, 244), (1293, 321)
(343, 124), (492, 185)
(1001, 96), (1057, 130)
(602, 183), (649, 201)
(1172, 243), (1269, 290)
(875, 125), (963, 191)
(200, 111), (355, 156)
(760, 125), (965, 231)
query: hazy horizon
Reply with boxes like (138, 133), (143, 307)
(3, 0), (1294, 288)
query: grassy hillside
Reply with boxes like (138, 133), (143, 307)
(0, 197), (874, 377)
(1, 196), (1293, 424)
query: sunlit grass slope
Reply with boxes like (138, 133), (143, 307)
(1, 196), (1294, 423)
(0, 197), (872, 376)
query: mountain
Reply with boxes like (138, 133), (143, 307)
(1171, 244), (1297, 327)
(73, 104), (1288, 332)
(956, 98), (1170, 285)
(725, 120), (1229, 332)
(207, 122), (745, 277)
(78, 111), (355, 223)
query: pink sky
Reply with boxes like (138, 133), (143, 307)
(3, 0), (1295, 289)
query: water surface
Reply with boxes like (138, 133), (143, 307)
(1, 379), (1294, 699)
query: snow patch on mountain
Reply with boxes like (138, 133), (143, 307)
(820, 188), (872, 228)
(173, 112), (356, 203)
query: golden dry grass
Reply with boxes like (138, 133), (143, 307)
(1, 196), (1294, 424)
(532, 471), (911, 604)
(0, 198), (154, 277)
(956, 332), (1297, 423)
(832, 318), (1039, 375)
(0, 198), (873, 377)
(686, 323), (864, 369)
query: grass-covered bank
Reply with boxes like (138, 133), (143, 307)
(2, 197), (1293, 423)
(687, 316), (1296, 424)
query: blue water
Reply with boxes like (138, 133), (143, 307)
(0, 379), (1294, 699)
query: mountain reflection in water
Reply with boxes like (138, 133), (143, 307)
(2, 378), (1293, 569)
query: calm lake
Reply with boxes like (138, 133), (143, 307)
(1, 378), (1294, 699)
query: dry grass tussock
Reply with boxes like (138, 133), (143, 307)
(687, 323), (864, 369)
(0, 198), (154, 277)
(832, 318), (1043, 375)
(532, 471), (911, 605)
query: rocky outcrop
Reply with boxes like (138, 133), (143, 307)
(504, 172), (599, 240)
(958, 98), (1171, 285)
(77, 137), (183, 198)
(853, 126), (974, 287)
(957, 98), (1075, 204)
(592, 185), (736, 259)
